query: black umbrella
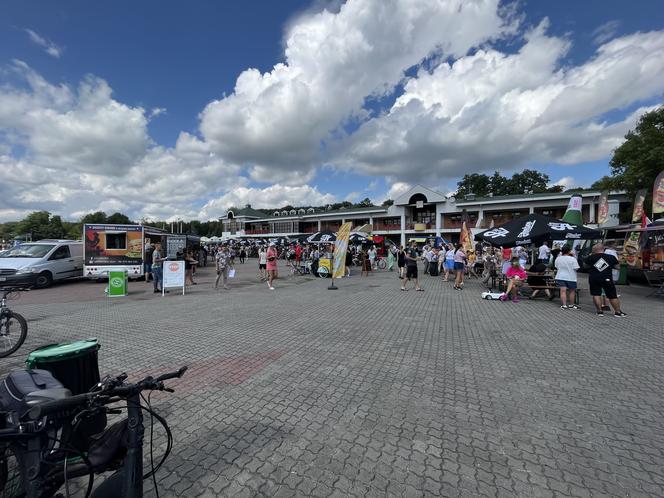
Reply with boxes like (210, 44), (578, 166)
(475, 213), (602, 248)
(349, 232), (370, 244)
(306, 231), (337, 243)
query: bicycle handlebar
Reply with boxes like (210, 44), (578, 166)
(24, 366), (187, 421)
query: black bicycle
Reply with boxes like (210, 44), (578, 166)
(0, 365), (187, 498)
(0, 287), (29, 358)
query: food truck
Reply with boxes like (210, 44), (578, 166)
(83, 224), (166, 279)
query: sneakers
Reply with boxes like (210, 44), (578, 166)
(269, 286), (275, 291)
(499, 293), (508, 302)
(567, 305), (579, 310)
(512, 297), (520, 303)
(596, 310), (604, 316)
(614, 311), (627, 317)
(560, 305), (567, 310)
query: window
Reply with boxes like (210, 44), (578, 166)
(49, 245), (70, 260)
(106, 232), (127, 250)
(1, 244), (54, 258)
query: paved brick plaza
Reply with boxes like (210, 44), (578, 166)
(2, 261), (664, 497)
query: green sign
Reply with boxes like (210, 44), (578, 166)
(108, 270), (127, 297)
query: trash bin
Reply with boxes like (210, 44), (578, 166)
(617, 262), (628, 285)
(26, 339), (106, 447)
(108, 269), (128, 297)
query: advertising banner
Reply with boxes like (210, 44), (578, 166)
(653, 169), (664, 214)
(108, 270), (128, 297)
(460, 221), (473, 254)
(332, 222), (352, 279)
(166, 235), (187, 259)
(163, 260), (185, 294)
(84, 224), (143, 266)
(622, 231), (642, 269)
(631, 189), (647, 222)
(597, 191), (609, 225)
(562, 195), (584, 225)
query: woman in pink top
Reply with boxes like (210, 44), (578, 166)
(266, 243), (278, 290)
(501, 257), (527, 302)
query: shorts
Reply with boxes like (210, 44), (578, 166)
(406, 265), (418, 279)
(453, 262), (464, 270)
(145, 263), (152, 273)
(259, 263), (266, 270)
(556, 280), (577, 289)
(445, 260), (454, 270)
(589, 278), (617, 299)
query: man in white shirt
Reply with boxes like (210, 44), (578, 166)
(538, 242), (551, 264)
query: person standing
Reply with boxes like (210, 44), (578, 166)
(266, 242), (278, 290)
(538, 242), (551, 264)
(443, 245), (455, 282)
(214, 245), (231, 290)
(397, 246), (406, 278)
(144, 242), (154, 283)
(401, 241), (423, 291)
(368, 245), (377, 270)
(585, 244), (626, 317)
(239, 247), (246, 264)
(152, 242), (166, 294)
(601, 241), (620, 310)
(185, 249), (198, 285)
(387, 244), (396, 271)
(453, 244), (467, 290)
(258, 246), (267, 281)
(554, 245), (579, 309)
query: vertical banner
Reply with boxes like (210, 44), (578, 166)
(597, 191), (609, 225)
(622, 231), (642, 269)
(332, 222), (352, 279)
(631, 189), (647, 222)
(653, 169), (664, 214)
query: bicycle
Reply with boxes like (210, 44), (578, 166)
(289, 260), (311, 278)
(0, 286), (29, 358)
(0, 365), (187, 498)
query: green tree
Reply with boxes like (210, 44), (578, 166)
(607, 106), (664, 208)
(456, 173), (492, 197)
(106, 212), (133, 224)
(356, 197), (374, 207)
(80, 211), (107, 224)
(16, 211), (52, 240)
(381, 199), (394, 207)
(489, 171), (510, 196)
(507, 169), (552, 194)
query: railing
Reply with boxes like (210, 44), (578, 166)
(245, 229), (270, 235)
(374, 223), (401, 231)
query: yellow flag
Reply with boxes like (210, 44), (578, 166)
(333, 222), (352, 279)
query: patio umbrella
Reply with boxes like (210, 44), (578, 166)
(349, 232), (370, 244)
(474, 213), (602, 248)
(306, 231), (337, 243)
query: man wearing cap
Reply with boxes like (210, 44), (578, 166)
(266, 242), (278, 290)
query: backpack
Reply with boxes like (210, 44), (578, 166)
(0, 369), (70, 419)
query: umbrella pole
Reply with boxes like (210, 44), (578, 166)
(328, 248), (338, 290)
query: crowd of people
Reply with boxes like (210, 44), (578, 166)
(143, 236), (627, 317)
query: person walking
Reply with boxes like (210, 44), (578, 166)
(453, 244), (467, 290)
(401, 241), (423, 291)
(585, 243), (626, 317)
(554, 245), (579, 309)
(152, 242), (166, 294)
(214, 245), (231, 290)
(387, 244), (396, 271)
(397, 246), (406, 278)
(239, 247), (246, 264)
(184, 249), (198, 285)
(258, 246), (267, 281)
(266, 242), (278, 290)
(601, 241), (621, 310)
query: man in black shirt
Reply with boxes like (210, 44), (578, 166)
(584, 243), (626, 317)
(401, 241), (423, 292)
(527, 261), (551, 299)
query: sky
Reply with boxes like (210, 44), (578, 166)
(1, 0), (663, 222)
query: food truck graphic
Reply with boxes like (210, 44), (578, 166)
(83, 224), (146, 279)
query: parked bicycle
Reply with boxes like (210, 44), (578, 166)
(0, 286), (29, 358)
(0, 365), (187, 498)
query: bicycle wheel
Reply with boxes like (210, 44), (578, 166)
(377, 259), (387, 270)
(317, 266), (329, 278)
(0, 312), (28, 358)
(0, 445), (25, 497)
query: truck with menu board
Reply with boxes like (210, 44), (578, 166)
(83, 224), (148, 279)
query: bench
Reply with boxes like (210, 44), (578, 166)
(644, 270), (664, 298)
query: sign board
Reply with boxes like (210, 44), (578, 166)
(84, 224), (143, 266)
(163, 261), (185, 295)
(414, 223), (426, 231)
(108, 270), (128, 297)
(166, 235), (186, 259)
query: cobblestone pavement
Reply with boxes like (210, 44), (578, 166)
(2, 260), (664, 497)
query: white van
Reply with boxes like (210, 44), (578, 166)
(0, 240), (84, 288)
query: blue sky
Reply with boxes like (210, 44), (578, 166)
(1, 0), (663, 221)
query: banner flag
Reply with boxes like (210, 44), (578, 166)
(597, 191), (609, 225)
(562, 194), (584, 225)
(460, 220), (474, 254)
(332, 222), (352, 279)
(631, 189), (647, 222)
(653, 170), (664, 214)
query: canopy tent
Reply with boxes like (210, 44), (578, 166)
(349, 232), (370, 244)
(306, 231), (337, 243)
(269, 237), (290, 245)
(616, 220), (664, 232)
(289, 234), (311, 242)
(474, 213), (602, 248)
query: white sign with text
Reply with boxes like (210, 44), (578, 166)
(163, 260), (185, 295)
